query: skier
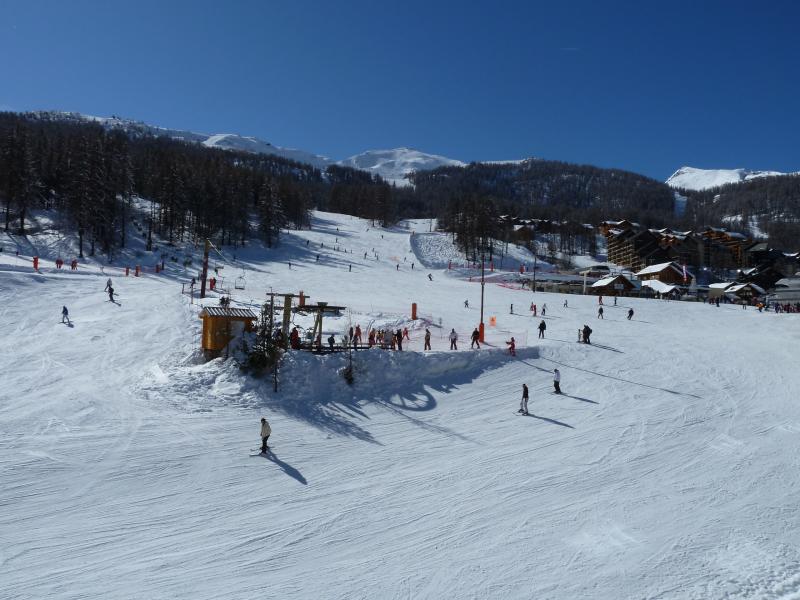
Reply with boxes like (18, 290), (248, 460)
(424, 328), (431, 350)
(396, 264), (399, 271)
(538, 320), (546, 339)
(104, 278), (112, 291)
(598, 295), (603, 305)
(627, 308), (634, 320)
(563, 299), (568, 308)
(510, 304), (514, 314)
(428, 274), (433, 281)
(470, 328), (480, 349)
(532, 304), (537, 317)
(614, 296), (618, 306)
(582, 324), (592, 344)
(349, 264), (351, 272)
(355, 324), (362, 345)
(449, 328), (458, 350)
(403, 327), (410, 341)
(327, 334), (336, 351)
(107, 285), (115, 303)
(396, 329), (403, 351)
(411, 263), (414, 270)
(290, 327), (301, 349)
(190, 277), (196, 292)
(518, 383), (529, 415)
(61, 305), (70, 324)
(260, 417), (271, 453)
(506, 336), (516, 356)
(553, 368), (562, 394)
(530, 302), (535, 313)
(368, 329), (376, 348)
(464, 299), (469, 309)
(597, 306), (604, 319)
(542, 303), (547, 317)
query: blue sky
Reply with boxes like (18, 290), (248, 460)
(2, 0), (798, 180)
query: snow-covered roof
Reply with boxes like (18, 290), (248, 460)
(200, 307), (258, 319)
(727, 283), (765, 295)
(635, 262), (682, 276)
(592, 276), (621, 287)
(709, 282), (734, 290)
(641, 280), (678, 294)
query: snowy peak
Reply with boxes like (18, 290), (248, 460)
(200, 133), (332, 169)
(336, 148), (466, 186)
(666, 166), (794, 191)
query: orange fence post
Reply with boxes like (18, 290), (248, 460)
(299, 291), (305, 307)
(479, 322), (485, 342)
(411, 303), (417, 320)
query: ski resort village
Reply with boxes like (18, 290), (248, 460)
(3, 3), (800, 598)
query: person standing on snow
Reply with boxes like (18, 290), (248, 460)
(260, 417), (271, 453)
(449, 328), (458, 350)
(538, 320), (546, 339)
(597, 306), (604, 319)
(428, 274), (433, 281)
(108, 285), (115, 303)
(563, 299), (568, 308)
(582, 324), (592, 344)
(627, 308), (634, 321)
(396, 329), (403, 351)
(403, 327), (410, 341)
(424, 328), (432, 350)
(327, 334), (336, 351)
(518, 383), (529, 415)
(464, 299), (469, 309)
(506, 336), (516, 356)
(104, 278), (112, 292)
(62, 305), (70, 324)
(553, 369), (562, 394)
(542, 304), (547, 317)
(598, 295), (603, 305)
(470, 328), (480, 349)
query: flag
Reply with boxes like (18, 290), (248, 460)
(682, 264), (687, 283)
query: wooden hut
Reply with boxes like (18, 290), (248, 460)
(590, 274), (635, 296)
(200, 307), (258, 355)
(635, 261), (691, 285)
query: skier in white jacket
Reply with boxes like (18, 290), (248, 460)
(553, 368), (562, 394)
(449, 329), (458, 350)
(260, 418), (271, 453)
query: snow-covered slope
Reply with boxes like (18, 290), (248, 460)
(4, 214), (800, 597)
(666, 165), (795, 191)
(337, 148), (466, 186)
(201, 133), (332, 169)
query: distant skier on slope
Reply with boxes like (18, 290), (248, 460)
(627, 308), (634, 321)
(104, 278), (112, 292)
(553, 368), (562, 394)
(449, 328), (458, 350)
(563, 299), (568, 308)
(260, 417), (271, 453)
(538, 320), (546, 339)
(518, 383), (529, 415)
(465, 299), (469, 308)
(61, 305), (70, 324)
(542, 303), (547, 316)
(428, 274), (433, 281)
(107, 285), (115, 303)
(597, 306), (604, 319)
(424, 328), (431, 350)
(582, 324), (592, 344)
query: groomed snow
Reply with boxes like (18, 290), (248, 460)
(3, 211), (800, 599)
(666, 166), (796, 191)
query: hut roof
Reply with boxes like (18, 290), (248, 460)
(200, 307), (258, 319)
(641, 280), (678, 294)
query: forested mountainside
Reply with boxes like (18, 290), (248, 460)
(410, 159), (681, 227)
(679, 175), (800, 249)
(0, 113), (396, 258)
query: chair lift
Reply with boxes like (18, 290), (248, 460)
(235, 270), (246, 290)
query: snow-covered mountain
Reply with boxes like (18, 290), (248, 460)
(337, 148), (466, 186)
(29, 112), (464, 184)
(666, 166), (795, 191)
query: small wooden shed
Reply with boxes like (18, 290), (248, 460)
(200, 307), (258, 354)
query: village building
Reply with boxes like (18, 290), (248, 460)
(590, 274), (636, 296)
(635, 261), (692, 286)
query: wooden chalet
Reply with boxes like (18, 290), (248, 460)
(590, 274), (635, 296)
(635, 261), (692, 285)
